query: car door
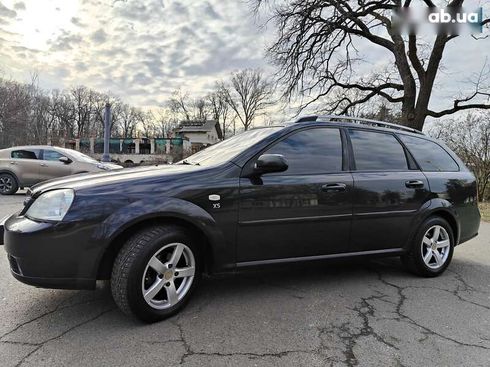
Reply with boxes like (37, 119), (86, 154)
(39, 149), (73, 181)
(347, 129), (431, 252)
(237, 127), (354, 264)
(9, 149), (41, 186)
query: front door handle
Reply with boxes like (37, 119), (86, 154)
(321, 183), (346, 192)
(405, 180), (424, 189)
(40, 163), (48, 167)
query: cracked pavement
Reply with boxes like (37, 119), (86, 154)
(1, 194), (489, 366)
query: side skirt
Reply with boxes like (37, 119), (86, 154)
(236, 248), (405, 268)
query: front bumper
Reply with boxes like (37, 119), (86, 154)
(0, 215), (9, 246)
(7, 255), (94, 289)
(3, 215), (101, 290)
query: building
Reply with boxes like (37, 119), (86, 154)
(62, 137), (192, 165)
(175, 120), (223, 153)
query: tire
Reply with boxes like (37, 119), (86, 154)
(111, 225), (201, 322)
(0, 173), (19, 195)
(401, 216), (454, 277)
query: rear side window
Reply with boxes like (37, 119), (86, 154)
(11, 149), (40, 160)
(349, 130), (408, 171)
(398, 135), (459, 172)
(265, 128), (343, 174)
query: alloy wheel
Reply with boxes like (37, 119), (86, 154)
(0, 176), (13, 194)
(421, 225), (451, 269)
(141, 243), (196, 310)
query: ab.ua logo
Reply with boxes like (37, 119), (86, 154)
(427, 8), (481, 26)
(392, 6), (484, 35)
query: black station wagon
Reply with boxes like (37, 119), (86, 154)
(1, 116), (481, 322)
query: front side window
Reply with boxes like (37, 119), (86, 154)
(398, 135), (459, 172)
(349, 130), (408, 171)
(11, 149), (40, 160)
(42, 150), (64, 161)
(264, 128), (343, 175)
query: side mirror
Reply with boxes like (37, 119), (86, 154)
(59, 156), (72, 164)
(254, 154), (288, 175)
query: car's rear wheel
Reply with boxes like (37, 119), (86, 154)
(0, 173), (18, 195)
(111, 225), (201, 322)
(401, 216), (454, 277)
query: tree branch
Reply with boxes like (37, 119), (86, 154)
(408, 35), (425, 82)
(427, 103), (490, 118)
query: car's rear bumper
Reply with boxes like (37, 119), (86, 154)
(4, 215), (100, 290)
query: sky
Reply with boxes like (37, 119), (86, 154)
(0, 0), (274, 108)
(0, 0), (488, 117)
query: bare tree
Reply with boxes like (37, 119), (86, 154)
(193, 98), (208, 121)
(92, 93), (124, 137)
(137, 110), (156, 137)
(0, 78), (32, 147)
(221, 69), (274, 131)
(153, 108), (178, 137)
(256, 0), (490, 130)
(429, 112), (490, 200)
(0, 75), (164, 147)
(168, 89), (192, 121)
(118, 104), (139, 138)
(70, 86), (94, 138)
(207, 85), (232, 139)
(50, 89), (76, 141)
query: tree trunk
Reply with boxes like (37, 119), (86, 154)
(409, 35), (447, 131)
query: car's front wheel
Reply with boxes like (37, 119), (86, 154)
(401, 216), (454, 277)
(111, 225), (201, 322)
(0, 173), (18, 195)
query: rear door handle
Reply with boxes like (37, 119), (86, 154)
(405, 180), (424, 189)
(321, 183), (347, 192)
(40, 163), (48, 167)
(9, 161), (17, 165)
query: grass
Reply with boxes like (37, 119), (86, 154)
(479, 202), (490, 222)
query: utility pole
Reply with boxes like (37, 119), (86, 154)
(102, 103), (111, 162)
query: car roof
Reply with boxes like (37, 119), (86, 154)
(289, 120), (426, 138)
(0, 145), (62, 151)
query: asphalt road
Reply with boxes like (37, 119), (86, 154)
(0, 193), (489, 367)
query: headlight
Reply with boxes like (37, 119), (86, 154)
(26, 189), (75, 221)
(97, 163), (110, 170)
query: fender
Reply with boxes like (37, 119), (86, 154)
(93, 196), (229, 272)
(404, 198), (460, 250)
(0, 170), (20, 186)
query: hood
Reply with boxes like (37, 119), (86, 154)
(97, 162), (124, 170)
(29, 164), (203, 196)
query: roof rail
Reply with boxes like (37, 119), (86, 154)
(295, 115), (423, 135)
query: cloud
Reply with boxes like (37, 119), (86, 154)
(90, 28), (107, 43)
(48, 30), (84, 51)
(71, 17), (86, 27)
(0, 2), (16, 19)
(13, 2), (25, 11)
(1, 0), (274, 108)
(202, 2), (221, 20)
(75, 61), (88, 72)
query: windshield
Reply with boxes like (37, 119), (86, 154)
(178, 127), (282, 166)
(59, 148), (98, 163)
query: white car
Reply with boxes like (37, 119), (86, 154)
(0, 145), (122, 195)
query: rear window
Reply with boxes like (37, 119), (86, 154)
(11, 149), (40, 160)
(398, 135), (459, 172)
(349, 130), (408, 171)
